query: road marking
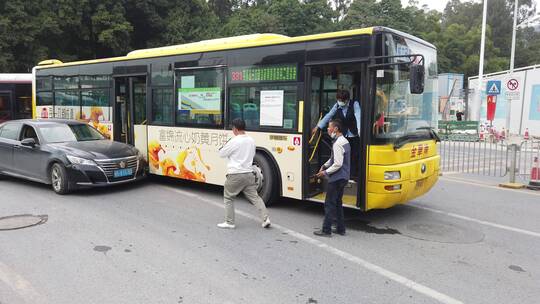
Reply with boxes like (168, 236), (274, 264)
(412, 205), (540, 239)
(440, 176), (540, 197)
(165, 186), (464, 304)
(0, 261), (41, 303)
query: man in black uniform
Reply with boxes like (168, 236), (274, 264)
(312, 89), (361, 178)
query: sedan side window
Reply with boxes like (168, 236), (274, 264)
(21, 125), (40, 144)
(0, 123), (22, 140)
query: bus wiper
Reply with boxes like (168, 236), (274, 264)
(416, 127), (441, 142)
(393, 135), (417, 151)
(393, 128), (439, 151)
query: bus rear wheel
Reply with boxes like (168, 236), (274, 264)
(253, 153), (278, 206)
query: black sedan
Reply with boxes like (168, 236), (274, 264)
(0, 119), (145, 194)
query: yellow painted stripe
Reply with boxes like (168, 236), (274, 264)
(31, 68), (36, 119)
(298, 100), (304, 133)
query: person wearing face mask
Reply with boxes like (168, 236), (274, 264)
(311, 89), (360, 178)
(313, 119), (350, 237)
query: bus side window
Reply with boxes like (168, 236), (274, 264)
(0, 94), (12, 123)
(175, 67), (224, 127)
(228, 85), (297, 131)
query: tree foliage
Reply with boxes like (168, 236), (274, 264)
(0, 0), (538, 79)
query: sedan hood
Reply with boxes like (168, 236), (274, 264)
(49, 140), (138, 160)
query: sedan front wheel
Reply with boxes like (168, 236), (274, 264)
(51, 163), (71, 195)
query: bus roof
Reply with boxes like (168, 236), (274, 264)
(0, 73), (32, 83)
(36, 26), (435, 69)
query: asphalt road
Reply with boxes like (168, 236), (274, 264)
(0, 174), (539, 304)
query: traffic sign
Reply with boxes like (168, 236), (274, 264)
(507, 78), (519, 91)
(504, 75), (522, 101)
(487, 80), (501, 95)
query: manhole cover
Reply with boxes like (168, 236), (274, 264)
(400, 221), (484, 244)
(0, 214), (48, 231)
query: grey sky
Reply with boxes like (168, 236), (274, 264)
(401, 0), (450, 11)
(400, 0), (539, 14)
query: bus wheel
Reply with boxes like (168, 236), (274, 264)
(253, 153), (278, 206)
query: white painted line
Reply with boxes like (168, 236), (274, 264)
(0, 261), (41, 303)
(412, 205), (540, 239)
(440, 176), (540, 197)
(165, 186), (464, 304)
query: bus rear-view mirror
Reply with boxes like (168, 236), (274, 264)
(409, 64), (425, 94)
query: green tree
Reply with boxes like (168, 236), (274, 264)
(162, 0), (220, 45)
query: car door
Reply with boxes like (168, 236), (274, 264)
(13, 124), (48, 181)
(0, 122), (22, 173)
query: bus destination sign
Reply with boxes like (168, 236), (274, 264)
(229, 64), (297, 83)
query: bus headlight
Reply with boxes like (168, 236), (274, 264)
(384, 171), (401, 180)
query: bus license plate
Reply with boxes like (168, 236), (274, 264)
(114, 168), (133, 178)
(415, 179), (425, 189)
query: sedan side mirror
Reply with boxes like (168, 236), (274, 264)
(409, 64), (425, 94)
(21, 138), (37, 147)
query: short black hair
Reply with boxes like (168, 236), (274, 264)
(336, 89), (350, 100)
(329, 119), (344, 133)
(231, 118), (246, 131)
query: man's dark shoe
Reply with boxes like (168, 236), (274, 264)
(332, 228), (346, 236)
(313, 230), (331, 237)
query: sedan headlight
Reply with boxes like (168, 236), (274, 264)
(384, 171), (401, 180)
(66, 155), (96, 166)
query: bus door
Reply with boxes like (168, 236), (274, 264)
(0, 91), (13, 123)
(305, 63), (364, 207)
(113, 76), (148, 157)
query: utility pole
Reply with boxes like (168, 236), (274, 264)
(477, 0), (488, 125)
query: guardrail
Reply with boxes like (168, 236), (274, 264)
(439, 138), (540, 187)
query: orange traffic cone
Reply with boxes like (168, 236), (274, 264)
(529, 157), (540, 190)
(524, 128), (530, 140)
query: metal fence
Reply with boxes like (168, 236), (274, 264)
(439, 139), (540, 184)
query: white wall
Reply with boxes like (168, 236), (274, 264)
(468, 68), (540, 136)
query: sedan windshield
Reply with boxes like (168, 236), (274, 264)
(39, 124), (105, 143)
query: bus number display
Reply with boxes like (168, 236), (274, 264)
(229, 64), (297, 83)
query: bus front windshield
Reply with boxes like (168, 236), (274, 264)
(372, 34), (438, 143)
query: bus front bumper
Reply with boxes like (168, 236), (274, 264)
(366, 155), (440, 210)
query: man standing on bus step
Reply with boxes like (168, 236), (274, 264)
(217, 118), (271, 229)
(313, 119), (350, 237)
(311, 89), (360, 178)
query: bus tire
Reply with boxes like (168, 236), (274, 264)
(253, 153), (278, 206)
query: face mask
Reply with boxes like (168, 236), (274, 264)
(337, 100), (347, 107)
(330, 132), (337, 139)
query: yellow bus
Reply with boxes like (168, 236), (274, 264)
(33, 26), (440, 211)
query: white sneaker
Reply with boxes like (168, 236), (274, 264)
(217, 222), (235, 229)
(262, 217), (271, 228)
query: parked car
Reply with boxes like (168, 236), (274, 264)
(0, 119), (145, 194)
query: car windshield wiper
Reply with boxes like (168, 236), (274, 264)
(78, 138), (102, 141)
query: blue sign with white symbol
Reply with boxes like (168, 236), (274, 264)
(487, 80), (501, 95)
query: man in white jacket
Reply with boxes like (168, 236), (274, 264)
(217, 118), (271, 229)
